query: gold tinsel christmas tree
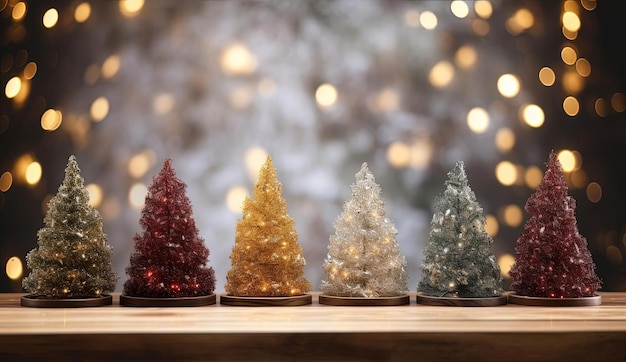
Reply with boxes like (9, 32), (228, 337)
(225, 157), (311, 298)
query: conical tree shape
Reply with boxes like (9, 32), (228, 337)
(123, 159), (216, 297)
(225, 157), (310, 296)
(321, 163), (408, 297)
(418, 161), (502, 298)
(22, 155), (118, 297)
(509, 151), (600, 298)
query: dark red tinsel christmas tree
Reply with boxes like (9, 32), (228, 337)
(123, 159), (216, 298)
(509, 151), (600, 298)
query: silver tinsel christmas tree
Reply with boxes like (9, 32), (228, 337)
(321, 163), (408, 297)
(418, 161), (502, 298)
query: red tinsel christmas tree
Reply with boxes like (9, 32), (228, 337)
(123, 159), (216, 298)
(509, 151), (600, 298)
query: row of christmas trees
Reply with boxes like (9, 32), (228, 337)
(19, 151), (601, 307)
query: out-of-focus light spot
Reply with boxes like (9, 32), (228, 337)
(419, 11), (437, 30)
(373, 88), (399, 112)
(562, 11), (581, 32)
(86, 183), (103, 208)
(84, 64), (100, 85)
(563, 0), (579, 12)
(497, 253), (515, 278)
(485, 214), (499, 237)
(525, 166), (543, 189)
(12, 2), (26, 21)
(575, 58), (591, 77)
(221, 43), (257, 76)
(586, 182), (602, 203)
(557, 150), (577, 172)
(474, 1), (493, 19)
(581, 0), (597, 11)
(539, 67), (555, 86)
(0, 172), (12, 192)
(497, 74), (520, 98)
(506, 8), (534, 35)
(245, 147), (268, 181)
(563, 96), (579, 116)
(387, 141), (411, 168)
(520, 104), (544, 128)
(454, 45), (477, 70)
(450, 1), (469, 18)
(23, 62), (36, 79)
(562, 71), (584, 94)
(428, 61), (454, 89)
(119, 0), (144, 17)
(229, 87), (253, 109)
(5, 77), (21, 99)
(611, 93), (625, 112)
(100, 197), (121, 221)
(41, 109), (62, 131)
(6, 256), (22, 280)
(128, 150), (155, 179)
(225, 186), (248, 213)
(471, 19), (490, 36)
(315, 83), (338, 108)
(606, 246), (622, 265)
(495, 161), (517, 186)
(13, 154), (33, 184)
(74, 2), (91, 23)
(90, 97), (109, 122)
(1, 54), (13, 73)
(561, 46), (577, 65)
(43, 8), (58, 28)
(101, 55), (121, 79)
(129, 183), (147, 209)
(153, 93), (175, 114)
(409, 138), (432, 169)
(503, 204), (523, 227)
(404, 10), (420, 28)
(495, 128), (515, 153)
(25, 162), (42, 185)
(257, 78), (276, 96)
(571, 169), (588, 189)
(562, 26), (578, 41)
(466, 107), (489, 134)
(595, 98), (608, 117)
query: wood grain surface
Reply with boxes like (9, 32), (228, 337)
(219, 293), (312, 306)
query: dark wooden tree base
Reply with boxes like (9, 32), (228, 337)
(220, 294), (312, 306)
(21, 294), (113, 308)
(319, 294), (410, 306)
(508, 293), (601, 306)
(416, 293), (508, 307)
(120, 294), (216, 307)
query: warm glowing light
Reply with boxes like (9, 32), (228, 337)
(561, 46), (577, 65)
(229, 87), (252, 109)
(581, 0), (597, 11)
(43, 8), (59, 28)
(25, 162), (42, 185)
(12, 2), (26, 21)
(220, 43), (257, 76)
(0, 172), (12, 192)
(387, 141), (411, 168)
(86, 183), (103, 208)
(119, 0), (144, 17)
(595, 98), (608, 117)
(563, 96), (579, 116)
(503, 204), (523, 227)
(497, 253), (515, 278)
(41, 109), (62, 131)
(454, 45), (477, 70)
(485, 214), (499, 237)
(611, 93), (625, 112)
(524, 166), (543, 189)
(128, 150), (155, 179)
(153, 93), (175, 114)
(450, 1), (469, 18)
(101, 55), (121, 79)
(557, 150), (577, 172)
(538, 67), (555, 87)
(90, 97), (109, 122)
(23, 62), (37, 79)
(129, 183), (147, 209)
(471, 19), (490, 36)
(520, 104), (544, 128)
(373, 88), (400, 112)
(84, 64), (100, 85)
(506, 8), (534, 34)
(5, 77), (21, 99)
(562, 11), (581, 32)
(562, 71), (584, 95)
(226, 186), (248, 213)
(575, 58), (591, 77)
(495, 128), (515, 153)
(466, 107), (489, 134)
(404, 10), (420, 28)
(497, 74), (520, 98)
(428, 61), (454, 89)
(495, 161), (517, 186)
(74, 2), (91, 23)
(474, 1), (493, 19)
(571, 169), (588, 189)
(5, 256), (23, 280)
(419, 11), (437, 30)
(315, 83), (338, 108)
(245, 147), (268, 180)
(586, 182), (602, 203)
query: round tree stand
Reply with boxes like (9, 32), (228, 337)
(21, 294), (113, 308)
(319, 294), (410, 306)
(416, 293), (508, 307)
(508, 293), (601, 307)
(220, 294), (312, 306)
(120, 294), (216, 307)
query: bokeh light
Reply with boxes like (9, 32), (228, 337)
(387, 141), (411, 168)
(575, 58), (591, 77)
(43, 8), (59, 29)
(586, 182), (602, 203)
(119, 0), (144, 18)
(40, 109), (62, 131)
(495, 161), (517, 186)
(429, 61), (454, 89)
(450, 1), (469, 19)
(5, 77), (21, 99)
(404, 10), (420, 28)
(562, 71), (584, 94)
(74, 2), (91, 23)
(153, 93), (175, 115)
(497, 74), (520, 98)
(12, 2), (26, 21)
(595, 98), (608, 117)
(539, 67), (556, 86)
(419, 11), (437, 30)
(466, 107), (489, 134)
(128, 150), (155, 179)
(23, 62), (37, 79)
(0, 172), (12, 192)
(90, 97), (110, 122)
(611, 93), (625, 112)
(101, 55), (121, 79)
(455, 45), (477, 70)
(502, 204), (523, 227)
(497, 253), (515, 278)
(221, 43), (257, 76)
(225, 186), (248, 213)
(563, 96), (580, 116)
(495, 128), (515, 153)
(485, 214), (499, 237)
(524, 166), (543, 189)
(129, 183), (147, 209)
(86, 183), (103, 208)
(557, 150), (577, 172)
(5, 257), (23, 280)
(561, 46), (577, 65)
(25, 162), (42, 185)
(520, 104), (544, 128)
(562, 11), (581, 32)
(474, 1), (493, 19)
(315, 83), (338, 108)
(245, 147), (268, 181)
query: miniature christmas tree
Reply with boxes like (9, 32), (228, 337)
(123, 159), (216, 299)
(321, 163), (408, 298)
(509, 151), (600, 298)
(225, 157), (311, 297)
(22, 155), (118, 298)
(418, 161), (502, 298)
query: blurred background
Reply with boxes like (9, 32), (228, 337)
(1, 0), (625, 293)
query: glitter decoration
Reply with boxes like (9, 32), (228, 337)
(22, 155), (118, 298)
(509, 151), (601, 298)
(321, 163), (408, 297)
(225, 157), (310, 297)
(418, 161), (502, 298)
(123, 159), (216, 298)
